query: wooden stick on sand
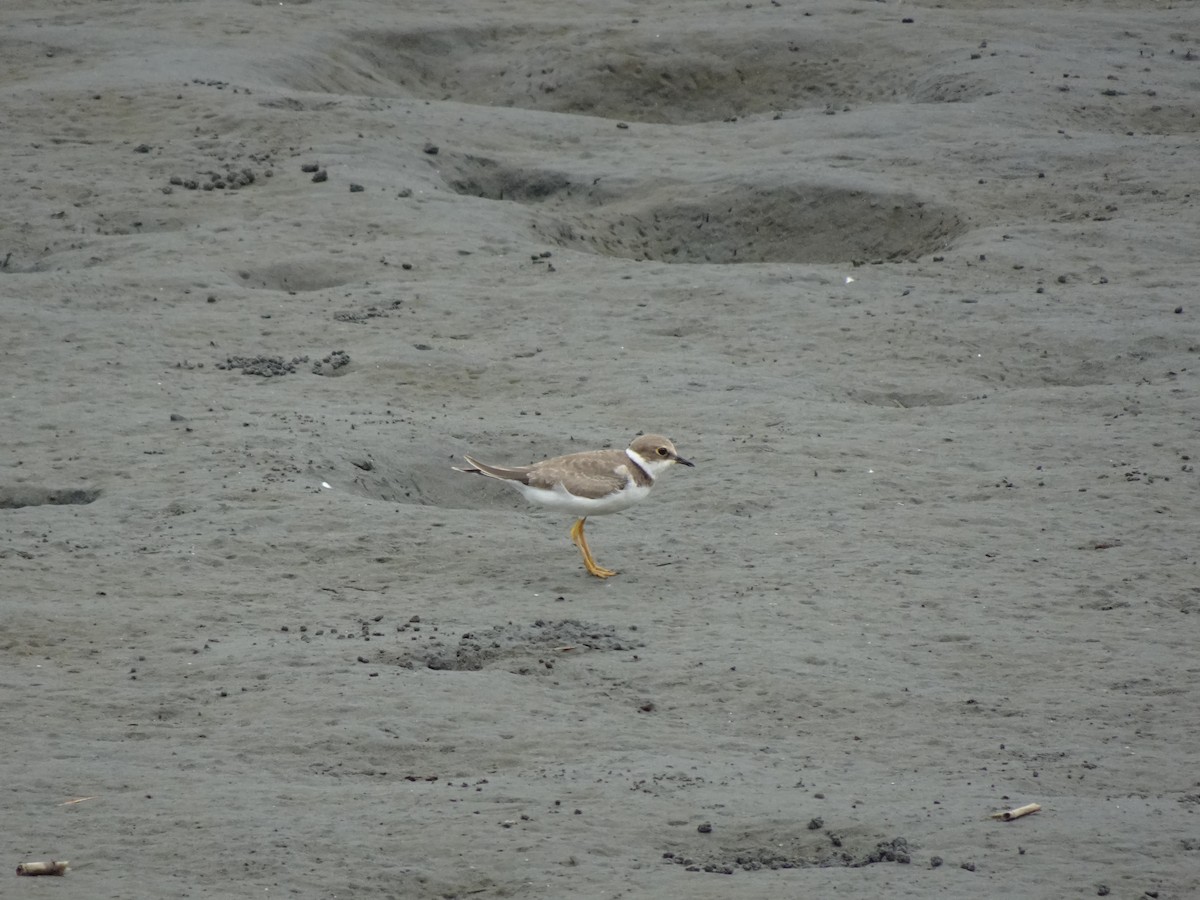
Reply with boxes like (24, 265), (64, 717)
(990, 802), (1041, 821)
(16, 860), (70, 876)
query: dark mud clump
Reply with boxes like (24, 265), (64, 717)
(218, 355), (309, 376)
(411, 620), (642, 672)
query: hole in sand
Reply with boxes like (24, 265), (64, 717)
(536, 184), (963, 264)
(269, 25), (930, 124)
(235, 259), (357, 292)
(439, 154), (964, 264)
(0, 487), (100, 510)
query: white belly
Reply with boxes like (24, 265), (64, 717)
(512, 481), (651, 516)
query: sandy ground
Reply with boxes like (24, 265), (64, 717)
(3, 1), (1199, 897)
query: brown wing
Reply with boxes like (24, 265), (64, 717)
(525, 449), (631, 500)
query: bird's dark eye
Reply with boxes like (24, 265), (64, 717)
(657, 447), (669, 456)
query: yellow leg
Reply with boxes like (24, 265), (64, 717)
(569, 517), (618, 579)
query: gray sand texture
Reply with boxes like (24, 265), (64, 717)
(2, 1), (1199, 897)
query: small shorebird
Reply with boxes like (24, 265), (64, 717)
(454, 433), (694, 578)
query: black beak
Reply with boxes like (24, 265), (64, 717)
(674, 454), (695, 468)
